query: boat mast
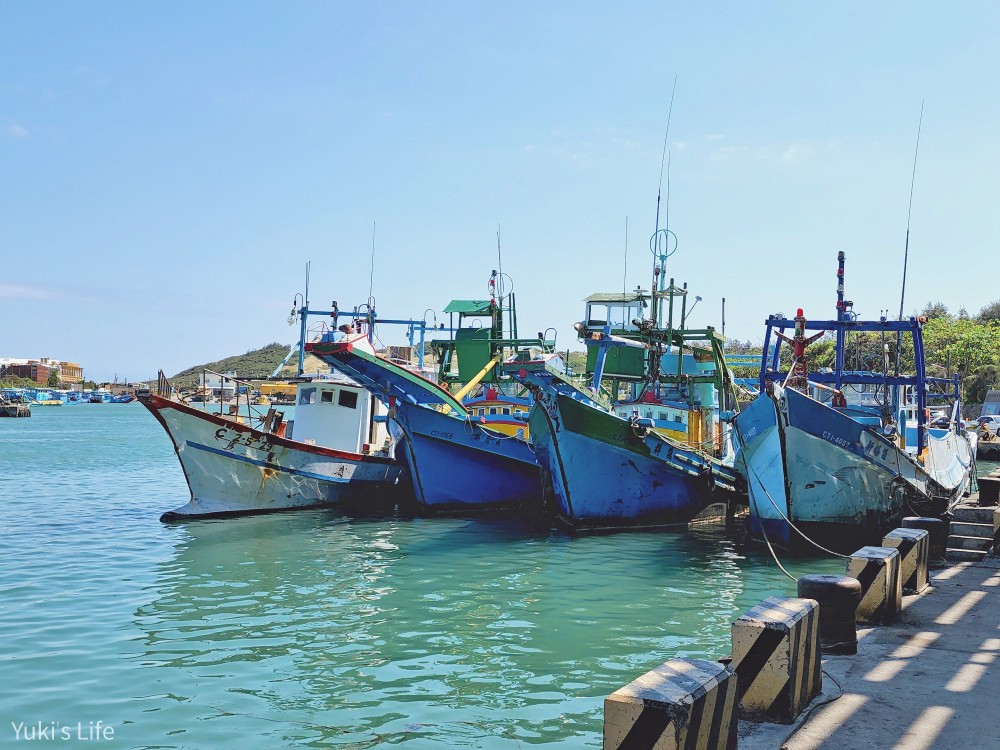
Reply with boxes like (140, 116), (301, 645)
(297, 261), (311, 377)
(834, 252), (846, 392)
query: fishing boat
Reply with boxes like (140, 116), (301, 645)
(307, 273), (553, 513)
(28, 389), (63, 406)
(507, 279), (741, 530)
(139, 335), (410, 521)
(461, 386), (532, 437)
(732, 252), (977, 552)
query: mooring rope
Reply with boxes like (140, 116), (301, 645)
(732, 413), (850, 562)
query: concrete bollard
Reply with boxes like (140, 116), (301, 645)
(847, 546), (902, 624)
(604, 659), (737, 750)
(902, 517), (948, 563)
(731, 596), (822, 723)
(797, 574), (862, 655)
(882, 527), (929, 594)
(980, 476), (1000, 506)
(994, 508), (1000, 554)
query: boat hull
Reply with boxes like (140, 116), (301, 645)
(527, 387), (727, 530)
(392, 401), (542, 511)
(141, 394), (411, 520)
(735, 385), (973, 552)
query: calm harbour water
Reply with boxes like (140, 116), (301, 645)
(6, 406), (986, 748)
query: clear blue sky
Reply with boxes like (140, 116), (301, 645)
(3, 3), (998, 382)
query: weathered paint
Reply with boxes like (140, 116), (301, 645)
(847, 546), (902, 624)
(604, 659), (738, 750)
(519, 367), (732, 530)
(308, 342), (542, 511)
(142, 395), (409, 520)
(731, 596), (822, 723)
(882, 527), (930, 593)
(735, 384), (972, 553)
(390, 397), (542, 510)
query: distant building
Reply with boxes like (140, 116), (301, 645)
(59, 361), (83, 382)
(0, 357), (85, 385)
(2, 362), (54, 385)
(199, 371), (238, 398)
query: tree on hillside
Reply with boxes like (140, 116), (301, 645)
(724, 338), (761, 354)
(976, 300), (1000, 325)
(964, 364), (1000, 404)
(920, 301), (951, 320)
(922, 316), (1000, 384)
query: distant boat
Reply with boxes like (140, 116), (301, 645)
(462, 387), (531, 438)
(26, 389), (63, 406)
(732, 252), (977, 552)
(139, 336), (410, 521)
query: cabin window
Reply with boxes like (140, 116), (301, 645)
(658, 412), (667, 420)
(338, 390), (358, 409)
(674, 414), (682, 423)
(489, 407), (498, 415)
(298, 387), (316, 405)
(502, 408), (510, 415)
(644, 410), (653, 419)
(320, 390), (335, 403)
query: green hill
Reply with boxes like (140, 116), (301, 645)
(170, 343), (298, 389)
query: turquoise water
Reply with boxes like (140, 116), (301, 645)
(0, 406), (867, 748)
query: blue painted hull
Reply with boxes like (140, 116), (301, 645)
(732, 392), (792, 548)
(393, 401), (542, 511)
(306, 341), (542, 513)
(527, 387), (725, 530)
(735, 385), (969, 552)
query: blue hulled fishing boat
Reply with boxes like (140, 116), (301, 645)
(307, 273), (553, 513)
(507, 278), (741, 531)
(732, 252), (977, 552)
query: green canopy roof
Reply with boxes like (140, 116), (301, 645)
(443, 299), (494, 315)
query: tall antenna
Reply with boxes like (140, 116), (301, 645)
(622, 216), (629, 298)
(368, 221), (377, 303)
(497, 224), (513, 335)
(653, 75), (678, 240)
(496, 224), (503, 297)
(898, 100), (924, 322)
(895, 101), (924, 375)
(651, 76), (678, 325)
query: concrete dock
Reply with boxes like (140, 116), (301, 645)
(740, 556), (1000, 749)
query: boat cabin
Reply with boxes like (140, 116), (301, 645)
(288, 376), (392, 455)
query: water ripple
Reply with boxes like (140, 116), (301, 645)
(0, 405), (846, 748)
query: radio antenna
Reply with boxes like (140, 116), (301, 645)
(897, 100), (924, 323)
(622, 216), (629, 298)
(895, 101), (924, 375)
(653, 75), (678, 243)
(368, 221), (377, 303)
